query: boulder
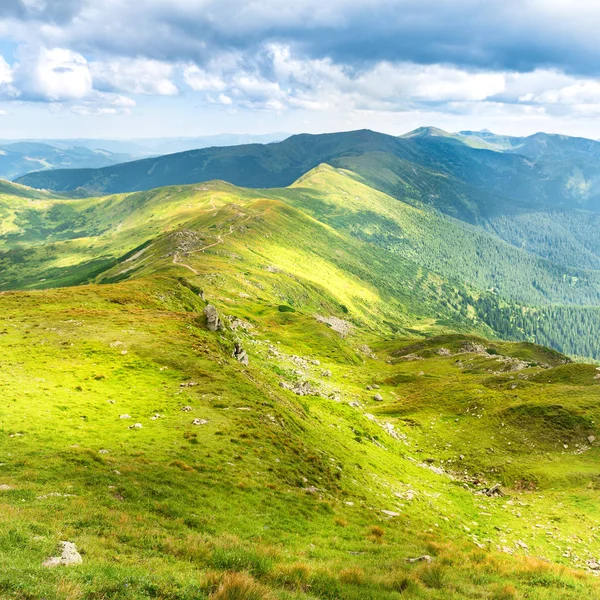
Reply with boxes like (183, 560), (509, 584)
(232, 343), (249, 365)
(204, 304), (223, 331)
(373, 393), (383, 402)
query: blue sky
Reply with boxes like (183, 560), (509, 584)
(1, 0), (600, 139)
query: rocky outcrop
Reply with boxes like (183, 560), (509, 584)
(315, 314), (354, 337)
(204, 304), (223, 331)
(232, 343), (249, 365)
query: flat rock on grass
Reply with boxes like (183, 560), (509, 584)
(43, 541), (82, 568)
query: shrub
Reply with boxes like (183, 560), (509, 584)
(278, 305), (295, 313)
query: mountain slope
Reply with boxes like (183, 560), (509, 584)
(2, 176), (600, 598)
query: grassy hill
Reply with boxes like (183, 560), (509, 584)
(3, 170), (600, 598)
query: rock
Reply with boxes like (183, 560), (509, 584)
(405, 555), (432, 563)
(462, 341), (487, 354)
(204, 304), (223, 331)
(128, 423), (143, 429)
(98, 449), (109, 454)
(150, 414), (163, 420)
(372, 384), (380, 389)
(0, 484), (13, 491)
(481, 483), (503, 497)
(180, 381), (197, 388)
(232, 342), (249, 365)
(381, 510), (400, 517)
(42, 541), (82, 568)
(587, 560), (600, 570)
(373, 394), (383, 402)
(119, 414), (131, 419)
(588, 435), (596, 443)
(349, 401), (361, 407)
(399, 353), (422, 362)
(181, 406), (193, 412)
(302, 486), (319, 494)
(192, 418), (208, 426)
(292, 381), (318, 396)
(366, 385), (373, 390)
(321, 369), (332, 377)
(437, 348), (451, 356)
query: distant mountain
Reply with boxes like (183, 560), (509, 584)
(17, 127), (600, 214)
(4, 132), (289, 159)
(0, 142), (132, 180)
(15, 126), (600, 277)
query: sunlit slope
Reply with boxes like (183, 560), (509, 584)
(1, 269), (600, 598)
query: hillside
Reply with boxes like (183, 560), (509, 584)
(3, 172), (600, 598)
(5, 167), (600, 361)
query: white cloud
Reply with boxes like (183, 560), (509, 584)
(183, 64), (226, 92)
(91, 58), (178, 96)
(15, 47), (92, 101)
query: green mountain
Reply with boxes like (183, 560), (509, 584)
(3, 169), (600, 599)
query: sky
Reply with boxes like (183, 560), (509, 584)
(2, 1), (600, 139)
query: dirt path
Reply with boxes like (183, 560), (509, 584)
(172, 209), (253, 275)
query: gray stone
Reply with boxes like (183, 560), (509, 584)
(204, 304), (223, 331)
(232, 343), (249, 365)
(373, 394), (383, 402)
(43, 541), (82, 568)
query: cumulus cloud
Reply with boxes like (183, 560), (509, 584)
(13, 46), (92, 101)
(91, 58), (178, 96)
(2, 0), (600, 130)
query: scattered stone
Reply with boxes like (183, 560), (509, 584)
(588, 435), (596, 444)
(349, 401), (361, 408)
(398, 353), (422, 362)
(192, 418), (208, 426)
(292, 381), (318, 396)
(42, 541), (82, 568)
(587, 560), (600, 570)
(230, 317), (253, 331)
(321, 369), (332, 378)
(37, 492), (76, 499)
(437, 348), (451, 356)
(314, 314), (354, 337)
(107, 400), (115, 404)
(232, 343), (249, 365)
(366, 385), (373, 390)
(119, 414), (131, 419)
(98, 449), (109, 454)
(128, 423), (143, 429)
(515, 540), (529, 550)
(302, 486), (319, 494)
(150, 414), (163, 420)
(462, 342), (487, 354)
(405, 555), (432, 563)
(372, 384), (380, 389)
(0, 484), (13, 491)
(373, 394), (383, 402)
(204, 304), (223, 331)
(381, 510), (400, 517)
(180, 381), (197, 388)
(181, 406), (192, 412)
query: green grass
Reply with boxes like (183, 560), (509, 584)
(2, 174), (600, 598)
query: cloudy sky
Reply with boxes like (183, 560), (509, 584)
(1, 0), (600, 139)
